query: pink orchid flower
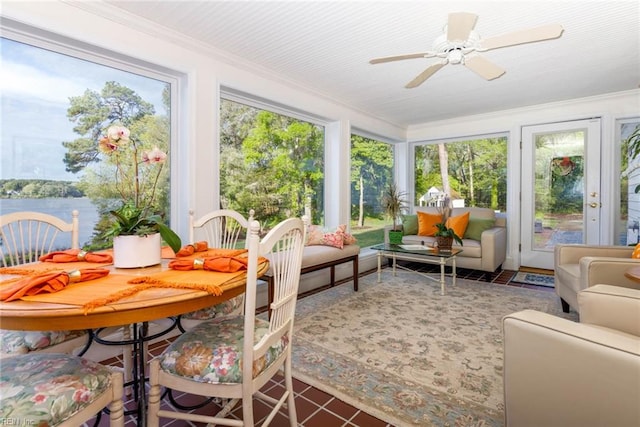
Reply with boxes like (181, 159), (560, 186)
(143, 146), (167, 163)
(107, 125), (130, 143)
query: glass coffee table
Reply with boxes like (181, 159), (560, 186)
(371, 243), (462, 295)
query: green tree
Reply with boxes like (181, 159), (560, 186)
(63, 81), (155, 173)
(219, 104), (324, 228)
(350, 135), (393, 227)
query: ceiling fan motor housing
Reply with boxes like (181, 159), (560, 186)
(432, 30), (480, 64)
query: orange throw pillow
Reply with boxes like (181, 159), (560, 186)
(417, 212), (441, 236)
(446, 212), (470, 238)
(632, 243), (640, 259)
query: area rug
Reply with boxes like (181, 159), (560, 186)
(512, 272), (555, 288)
(291, 271), (576, 427)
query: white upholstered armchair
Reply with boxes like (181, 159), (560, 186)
(503, 285), (640, 427)
(553, 243), (640, 313)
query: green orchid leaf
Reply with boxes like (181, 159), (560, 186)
(156, 222), (182, 253)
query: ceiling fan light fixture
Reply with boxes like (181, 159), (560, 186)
(447, 49), (464, 64)
(369, 13), (564, 88)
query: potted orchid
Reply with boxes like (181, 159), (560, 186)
(99, 125), (181, 267)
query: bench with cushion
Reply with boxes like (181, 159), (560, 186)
(263, 222), (360, 312)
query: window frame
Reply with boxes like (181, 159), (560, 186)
(409, 132), (509, 212)
(219, 88), (329, 227)
(1, 18), (186, 237)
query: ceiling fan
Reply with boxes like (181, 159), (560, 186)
(370, 12), (564, 88)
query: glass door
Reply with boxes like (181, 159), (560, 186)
(521, 119), (601, 269)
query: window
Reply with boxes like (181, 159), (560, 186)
(350, 134), (394, 247)
(412, 136), (507, 211)
(0, 30), (177, 250)
(618, 118), (640, 245)
(219, 97), (325, 231)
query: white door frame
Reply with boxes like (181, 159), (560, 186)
(521, 118), (602, 269)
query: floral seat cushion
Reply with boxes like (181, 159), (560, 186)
(181, 295), (244, 320)
(0, 329), (87, 355)
(159, 315), (288, 384)
(0, 353), (114, 425)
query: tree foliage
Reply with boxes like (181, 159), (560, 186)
(350, 135), (393, 227)
(414, 138), (507, 210)
(220, 101), (324, 228)
(0, 179), (83, 198)
(63, 82), (155, 174)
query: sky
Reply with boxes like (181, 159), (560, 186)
(0, 37), (167, 182)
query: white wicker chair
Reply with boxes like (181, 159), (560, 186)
(0, 211), (132, 392)
(174, 209), (255, 331)
(147, 217), (305, 426)
(0, 210), (92, 357)
(1, 210), (80, 266)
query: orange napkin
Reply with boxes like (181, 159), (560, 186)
(39, 249), (113, 264)
(0, 268), (110, 302)
(175, 241), (209, 257)
(168, 256), (251, 273)
(168, 248), (266, 273)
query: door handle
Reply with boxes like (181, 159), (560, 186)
(589, 202), (600, 208)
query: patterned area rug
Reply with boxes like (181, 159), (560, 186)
(512, 272), (555, 288)
(291, 271), (576, 427)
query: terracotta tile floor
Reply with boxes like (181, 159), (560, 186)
(84, 267), (553, 426)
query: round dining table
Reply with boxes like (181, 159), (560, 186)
(0, 259), (268, 424)
(0, 261), (268, 330)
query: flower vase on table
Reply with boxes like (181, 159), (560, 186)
(98, 125), (181, 260)
(113, 233), (161, 268)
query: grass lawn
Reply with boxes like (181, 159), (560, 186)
(350, 217), (386, 248)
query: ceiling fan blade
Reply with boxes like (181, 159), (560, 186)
(370, 53), (433, 64)
(480, 24), (564, 50)
(447, 12), (478, 42)
(405, 63), (446, 88)
(464, 55), (505, 80)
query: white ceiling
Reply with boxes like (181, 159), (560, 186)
(95, 1), (639, 128)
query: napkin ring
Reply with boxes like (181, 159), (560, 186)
(76, 250), (88, 261)
(193, 258), (205, 270)
(67, 269), (82, 282)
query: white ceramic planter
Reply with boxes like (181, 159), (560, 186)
(112, 233), (161, 268)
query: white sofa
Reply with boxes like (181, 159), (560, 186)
(385, 206), (507, 279)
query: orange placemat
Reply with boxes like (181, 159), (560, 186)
(20, 261), (267, 313)
(20, 274), (134, 305)
(0, 260), (113, 276)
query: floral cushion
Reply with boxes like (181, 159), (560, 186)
(306, 224), (357, 248)
(0, 329), (87, 355)
(337, 224), (357, 245)
(181, 295), (244, 320)
(306, 225), (344, 249)
(159, 315), (288, 384)
(0, 353), (114, 426)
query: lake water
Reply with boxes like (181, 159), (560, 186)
(0, 198), (100, 248)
